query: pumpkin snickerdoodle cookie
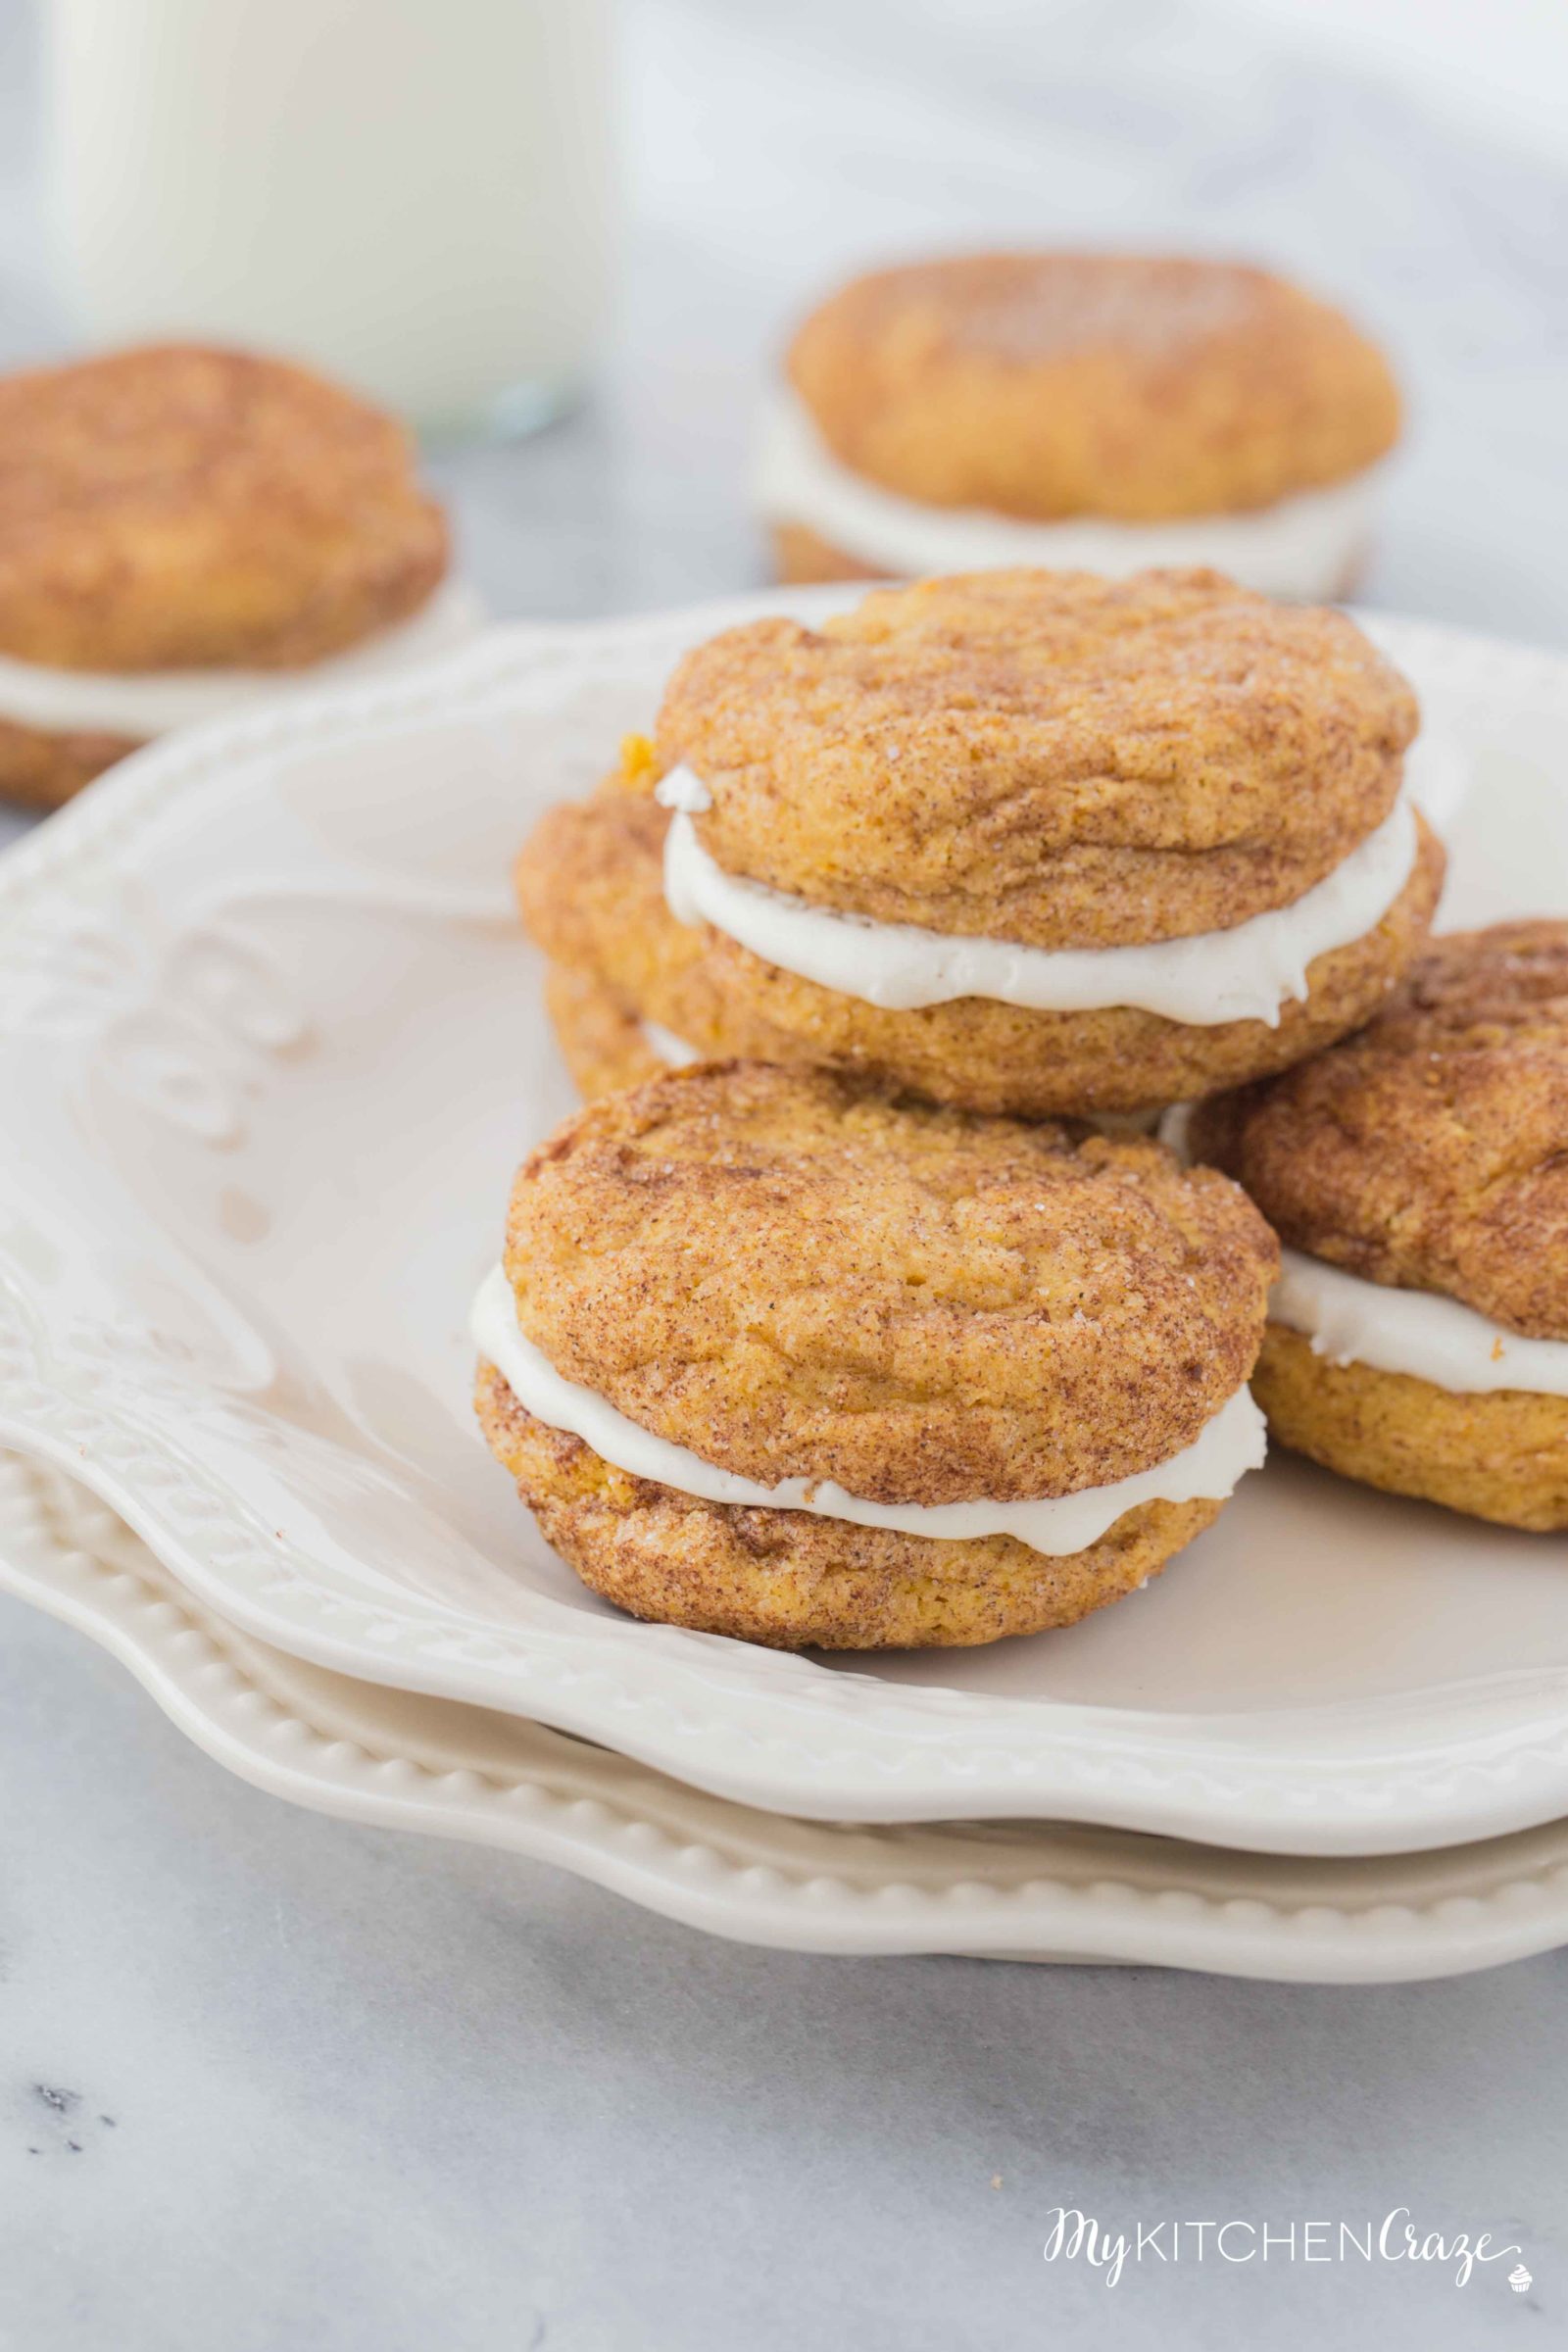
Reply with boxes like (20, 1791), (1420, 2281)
(757, 253), (1400, 595)
(0, 343), (479, 808)
(472, 1063), (1277, 1649)
(520, 568), (1444, 1120)
(1192, 922), (1568, 1532)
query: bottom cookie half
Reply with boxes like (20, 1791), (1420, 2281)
(476, 1360), (1223, 1650)
(1253, 1322), (1568, 1532)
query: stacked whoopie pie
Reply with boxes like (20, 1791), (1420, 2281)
(0, 344), (479, 808)
(518, 568), (1442, 1119)
(467, 562), (1500, 1652)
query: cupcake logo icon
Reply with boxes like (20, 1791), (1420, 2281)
(1509, 2263), (1533, 2295)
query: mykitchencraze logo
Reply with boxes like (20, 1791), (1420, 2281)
(1042, 2208), (1529, 2291)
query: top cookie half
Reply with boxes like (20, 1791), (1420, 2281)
(656, 566), (1418, 949)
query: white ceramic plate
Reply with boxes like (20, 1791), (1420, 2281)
(0, 591), (1564, 1856)
(8, 1448), (1568, 1981)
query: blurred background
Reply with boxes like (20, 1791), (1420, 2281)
(1, 0), (1565, 635)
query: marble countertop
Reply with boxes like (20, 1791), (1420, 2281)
(1, 2), (1566, 2344)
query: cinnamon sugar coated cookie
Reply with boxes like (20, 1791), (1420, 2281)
(519, 569), (1444, 1118)
(473, 1064), (1277, 1648)
(759, 254), (1400, 594)
(0, 344), (469, 808)
(1193, 923), (1568, 1530)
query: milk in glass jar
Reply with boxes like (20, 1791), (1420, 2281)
(46, 0), (617, 435)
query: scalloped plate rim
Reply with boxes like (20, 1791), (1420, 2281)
(6, 1449), (1568, 1981)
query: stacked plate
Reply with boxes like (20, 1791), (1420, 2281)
(3, 589), (1567, 1983)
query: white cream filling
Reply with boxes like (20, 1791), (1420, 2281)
(471, 1264), (1266, 1556)
(755, 386), (1380, 600)
(657, 767), (1418, 1028)
(0, 576), (487, 738)
(1270, 1248), (1568, 1398)
(639, 1018), (703, 1067)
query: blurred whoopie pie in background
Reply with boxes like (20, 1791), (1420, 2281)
(757, 252), (1400, 599)
(0, 342), (481, 808)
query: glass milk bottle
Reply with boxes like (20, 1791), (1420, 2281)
(46, 0), (616, 436)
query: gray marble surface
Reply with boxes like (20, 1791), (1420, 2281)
(2, 3), (1567, 2344)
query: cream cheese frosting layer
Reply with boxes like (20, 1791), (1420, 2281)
(1271, 1248), (1568, 1398)
(656, 768), (1418, 1028)
(755, 386), (1379, 600)
(471, 1265), (1267, 1556)
(0, 577), (487, 738)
